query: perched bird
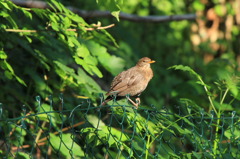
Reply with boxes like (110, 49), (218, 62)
(102, 57), (155, 108)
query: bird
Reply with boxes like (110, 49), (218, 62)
(102, 57), (155, 108)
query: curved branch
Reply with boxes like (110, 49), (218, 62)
(11, 0), (196, 23)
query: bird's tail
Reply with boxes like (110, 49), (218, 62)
(101, 96), (113, 106)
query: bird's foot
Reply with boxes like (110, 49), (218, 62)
(127, 97), (139, 109)
(135, 97), (141, 105)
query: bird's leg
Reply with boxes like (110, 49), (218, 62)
(126, 96), (139, 109)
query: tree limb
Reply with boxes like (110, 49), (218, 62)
(11, 0), (196, 23)
(5, 24), (115, 32)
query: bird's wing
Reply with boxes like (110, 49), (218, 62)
(108, 68), (144, 94)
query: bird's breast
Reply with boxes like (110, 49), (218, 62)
(142, 68), (153, 81)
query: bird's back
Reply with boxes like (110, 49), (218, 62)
(107, 66), (153, 97)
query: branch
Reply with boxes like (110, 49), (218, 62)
(5, 23), (115, 33)
(11, 0), (196, 23)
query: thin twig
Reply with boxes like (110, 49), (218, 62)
(9, 111), (32, 136)
(5, 24), (115, 33)
(36, 121), (85, 143)
(34, 121), (46, 145)
(11, 121), (85, 151)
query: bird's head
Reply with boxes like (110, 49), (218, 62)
(136, 57), (155, 67)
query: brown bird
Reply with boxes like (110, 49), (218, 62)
(102, 57), (155, 108)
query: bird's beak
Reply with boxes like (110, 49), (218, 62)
(148, 60), (155, 64)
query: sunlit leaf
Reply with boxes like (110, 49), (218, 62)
(49, 133), (84, 157)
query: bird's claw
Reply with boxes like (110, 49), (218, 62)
(136, 97), (141, 105)
(127, 97), (139, 109)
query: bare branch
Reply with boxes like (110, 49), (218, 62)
(5, 23), (115, 32)
(11, 0), (196, 23)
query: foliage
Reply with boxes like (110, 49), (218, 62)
(0, 0), (124, 113)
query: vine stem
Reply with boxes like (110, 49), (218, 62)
(145, 134), (151, 159)
(213, 88), (229, 158)
(198, 77), (218, 115)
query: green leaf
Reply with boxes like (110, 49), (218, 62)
(21, 9), (32, 19)
(4, 70), (13, 79)
(15, 152), (31, 159)
(34, 49), (50, 71)
(87, 115), (105, 129)
(76, 44), (90, 57)
(193, 0), (205, 11)
(169, 65), (211, 90)
(69, 13), (87, 24)
(96, 126), (128, 147)
(192, 151), (202, 159)
(226, 76), (239, 98)
(97, 0), (121, 20)
(174, 114), (195, 127)
(3, 60), (14, 73)
(224, 127), (240, 139)
(111, 10), (120, 21)
(77, 68), (102, 91)
(100, 29), (119, 47)
(15, 76), (27, 86)
(85, 40), (124, 75)
(1, 2), (11, 10)
(50, 133), (84, 157)
(2, 60), (27, 86)
(169, 65), (200, 78)
(85, 55), (98, 65)
(213, 101), (233, 111)
(0, 10), (9, 18)
(54, 61), (75, 75)
(36, 104), (65, 125)
(90, 65), (103, 78)
(171, 122), (191, 135)
(74, 55), (103, 78)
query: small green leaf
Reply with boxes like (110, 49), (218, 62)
(4, 70), (13, 79)
(175, 114), (195, 127)
(97, 0), (121, 21)
(15, 76), (27, 86)
(224, 127), (240, 139)
(111, 10), (120, 21)
(21, 9), (32, 19)
(0, 51), (7, 59)
(1, 2), (11, 10)
(3, 60), (14, 73)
